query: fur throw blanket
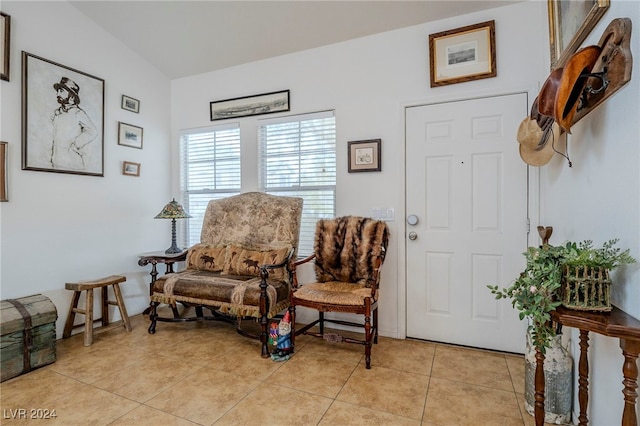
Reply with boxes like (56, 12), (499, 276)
(314, 216), (389, 287)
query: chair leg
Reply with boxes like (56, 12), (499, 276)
(112, 283), (132, 332)
(101, 286), (109, 327)
(84, 289), (94, 347)
(63, 291), (81, 339)
(364, 298), (372, 369)
(373, 304), (379, 344)
(319, 311), (324, 335)
(148, 301), (159, 334)
(195, 305), (204, 318)
(289, 305), (296, 353)
(259, 276), (270, 358)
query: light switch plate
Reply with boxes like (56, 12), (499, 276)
(371, 207), (395, 221)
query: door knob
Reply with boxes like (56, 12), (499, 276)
(408, 232), (418, 240)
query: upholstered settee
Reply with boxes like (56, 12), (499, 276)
(147, 192), (303, 357)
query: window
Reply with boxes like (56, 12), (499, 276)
(258, 111), (336, 256)
(180, 123), (241, 247)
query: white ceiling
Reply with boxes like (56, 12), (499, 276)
(70, 1), (520, 80)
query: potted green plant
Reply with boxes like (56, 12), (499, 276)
(488, 238), (636, 353)
(488, 244), (566, 353)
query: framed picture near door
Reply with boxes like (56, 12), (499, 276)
(429, 20), (496, 87)
(348, 139), (381, 173)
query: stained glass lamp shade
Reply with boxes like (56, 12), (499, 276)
(154, 198), (191, 254)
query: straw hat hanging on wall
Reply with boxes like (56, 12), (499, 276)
(517, 116), (560, 167)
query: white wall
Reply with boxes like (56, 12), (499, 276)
(171, 0), (549, 339)
(0, 1), (172, 336)
(540, 1), (640, 423)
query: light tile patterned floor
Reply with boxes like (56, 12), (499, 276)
(0, 311), (555, 425)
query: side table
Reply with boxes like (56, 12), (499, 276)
(138, 250), (187, 316)
(534, 305), (640, 426)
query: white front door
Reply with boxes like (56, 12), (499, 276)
(405, 93), (528, 353)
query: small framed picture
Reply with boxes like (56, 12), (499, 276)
(1, 12), (10, 82)
(121, 95), (140, 113)
(122, 161), (140, 176)
(118, 122), (143, 149)
(348, 139), (381, 173)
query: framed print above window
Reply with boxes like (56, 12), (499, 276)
(118, 122), (143, 149)
(1, 12), (10, 81)
(348, 139), (381, 173)
(121, 94), (140, 113)
(429, 20), (496, 87)
(548, 0), (609, 69)
(22, 52), (105, 176)
(210, 90), (290, 121)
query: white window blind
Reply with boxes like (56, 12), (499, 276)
(258, 111), (336, 256)
(180, 123), (241, 247)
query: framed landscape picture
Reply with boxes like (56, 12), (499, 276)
(122, 161), (140, 176)
(429, 20), (496, 87)
(210, 90), (290, 121)
(118, 122), (143, 149)
(121, 94), (140, 113)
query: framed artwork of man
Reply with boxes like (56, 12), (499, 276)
(22, 52), (105, 176)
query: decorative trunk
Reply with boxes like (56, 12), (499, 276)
(1, 294), (57, 382)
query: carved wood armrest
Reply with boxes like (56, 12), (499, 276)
(369, 256), (384, 297)
(290, 253), (316, 289)
(293, 253), (316, 267)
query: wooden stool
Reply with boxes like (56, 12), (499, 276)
(63, 275), (132, 346)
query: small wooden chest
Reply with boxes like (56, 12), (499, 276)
(1, 294), (57, 382)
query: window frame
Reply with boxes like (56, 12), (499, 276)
(258, 110), (337, 257)
(179, 123), (242, 248)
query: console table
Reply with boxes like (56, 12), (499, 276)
(534, 305), (640, 426)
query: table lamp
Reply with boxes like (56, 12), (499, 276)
(154, 198), (191, 254)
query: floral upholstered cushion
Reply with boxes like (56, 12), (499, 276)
(223, 245), (291, 280)
(199, 192), (303, 256)
(186, 244), (227, 272)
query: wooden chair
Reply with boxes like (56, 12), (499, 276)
(290, 216), (389, 368)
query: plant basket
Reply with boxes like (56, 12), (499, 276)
(561, 265), (611, 312)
